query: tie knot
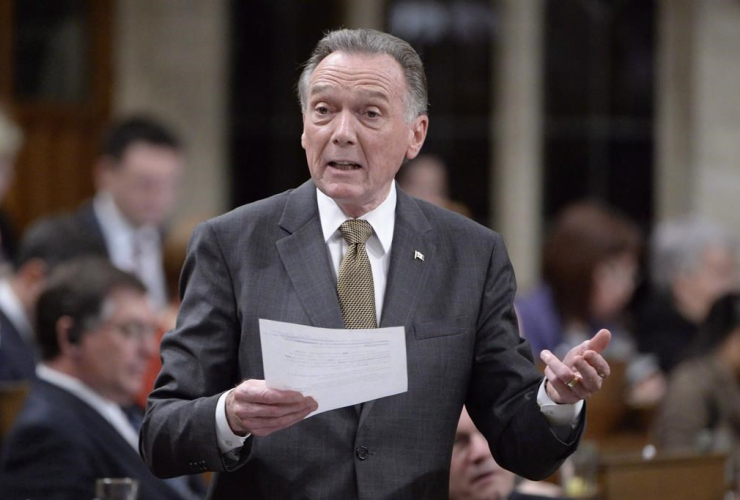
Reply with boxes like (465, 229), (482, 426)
(339, 219), (373, 245)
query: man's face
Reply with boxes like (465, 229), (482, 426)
(100, 142), (183, 227)
(75, 289), (158, 405)
(591, 253), (639, 320)
(301, 51), (428, 217)
(449, 408), (515, 500)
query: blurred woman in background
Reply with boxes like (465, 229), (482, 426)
(653, 292), (740, 468)
(516, 201), (664, 405)
(635, 217), (738, 374)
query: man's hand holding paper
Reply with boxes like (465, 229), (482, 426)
(225, 380), (318, 437)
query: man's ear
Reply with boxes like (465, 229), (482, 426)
(56, 316), (82, 355)
(405, 115), (429, 161)
(301, 113), (308, 151)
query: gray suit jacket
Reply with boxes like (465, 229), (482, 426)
(141, 181), (583, 499)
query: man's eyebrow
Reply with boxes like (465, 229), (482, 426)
(309, 84), (391, 103)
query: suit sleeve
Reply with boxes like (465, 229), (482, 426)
(465, 233), (584, 481)
(140, 221), (251, 477)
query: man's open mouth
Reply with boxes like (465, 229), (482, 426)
(328, 161), (362, 170)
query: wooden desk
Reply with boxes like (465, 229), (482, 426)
(597, 450), (729, 500)
(0, 382), (29, 445)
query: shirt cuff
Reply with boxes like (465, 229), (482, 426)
(216, 389), (250, 453)
(536, 378), (584, 427)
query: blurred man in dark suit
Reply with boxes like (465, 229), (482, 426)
(0, 252), (45, 382)
(0, 258), (204, 500)
(21, 116), (183, 309)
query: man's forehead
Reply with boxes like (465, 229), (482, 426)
(309, 52), (405, 97)
(103, 288), (151, 314)
(309, 83), (392, 102)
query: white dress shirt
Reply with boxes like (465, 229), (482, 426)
(93, 192), (167, 308)
(214, 182), (580, 452)
(0, 279), (34, 349)
(36, 364), (140, 450)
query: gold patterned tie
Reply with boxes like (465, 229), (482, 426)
(337, 219), (377, 329)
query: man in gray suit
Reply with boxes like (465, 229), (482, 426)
(141, 29), (611, 499)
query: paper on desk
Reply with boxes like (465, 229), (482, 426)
(259, 319), (408, 416)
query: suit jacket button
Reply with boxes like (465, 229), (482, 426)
(356, 446), (369, 461)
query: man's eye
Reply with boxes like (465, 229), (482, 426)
(315, 106), (329, 115)
(453, 434), (470, 447)
(366, 110), (380, 118)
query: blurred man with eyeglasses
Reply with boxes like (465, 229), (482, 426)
(0, 257), (204, 500)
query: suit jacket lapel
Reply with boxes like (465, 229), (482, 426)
(379, 188), (434, 329)
(276, 181), (344, 329)
(360, 187), (434, 426)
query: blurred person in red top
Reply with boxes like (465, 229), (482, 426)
(135, 216), (207, 409)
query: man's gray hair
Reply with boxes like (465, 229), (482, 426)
(297, 28), (428, 122)
(650, 217), (738, 291)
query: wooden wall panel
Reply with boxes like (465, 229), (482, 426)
(0, 0), (112, 234)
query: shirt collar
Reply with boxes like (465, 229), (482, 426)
(316, 181), (396, 254)
(94, 191), (137, 236)
(37, 364), (124, 418)
(36, 364), (139, 448)
(93, 192), (160, 242)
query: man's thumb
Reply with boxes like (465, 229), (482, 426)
(587, 329), (611, 353)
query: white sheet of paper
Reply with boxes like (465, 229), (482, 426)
(259, 319), (408, 416)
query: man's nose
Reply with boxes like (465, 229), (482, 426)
(468, 433), (492, 463)
(331, 110), (357, 146)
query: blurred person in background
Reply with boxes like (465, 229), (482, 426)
(397, 154), (472, 217)
(21, 115), (184, 309)
(450, 406), (563, 500)
(0, 104), (24, 264)
(0, 249), (48, 382)
(652, 292), (740, 476)
(0, 222), (118, 382)
(135, 215), (207, 409)
(634, 217), (739, 374)
(516, 201), (664, 405)
(0, 258), (204, 500)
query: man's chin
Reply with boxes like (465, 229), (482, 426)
(468, 471), (505, 499)
(317, 183), (366, 205)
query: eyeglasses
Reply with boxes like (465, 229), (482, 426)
(106, 321), (158, 342)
